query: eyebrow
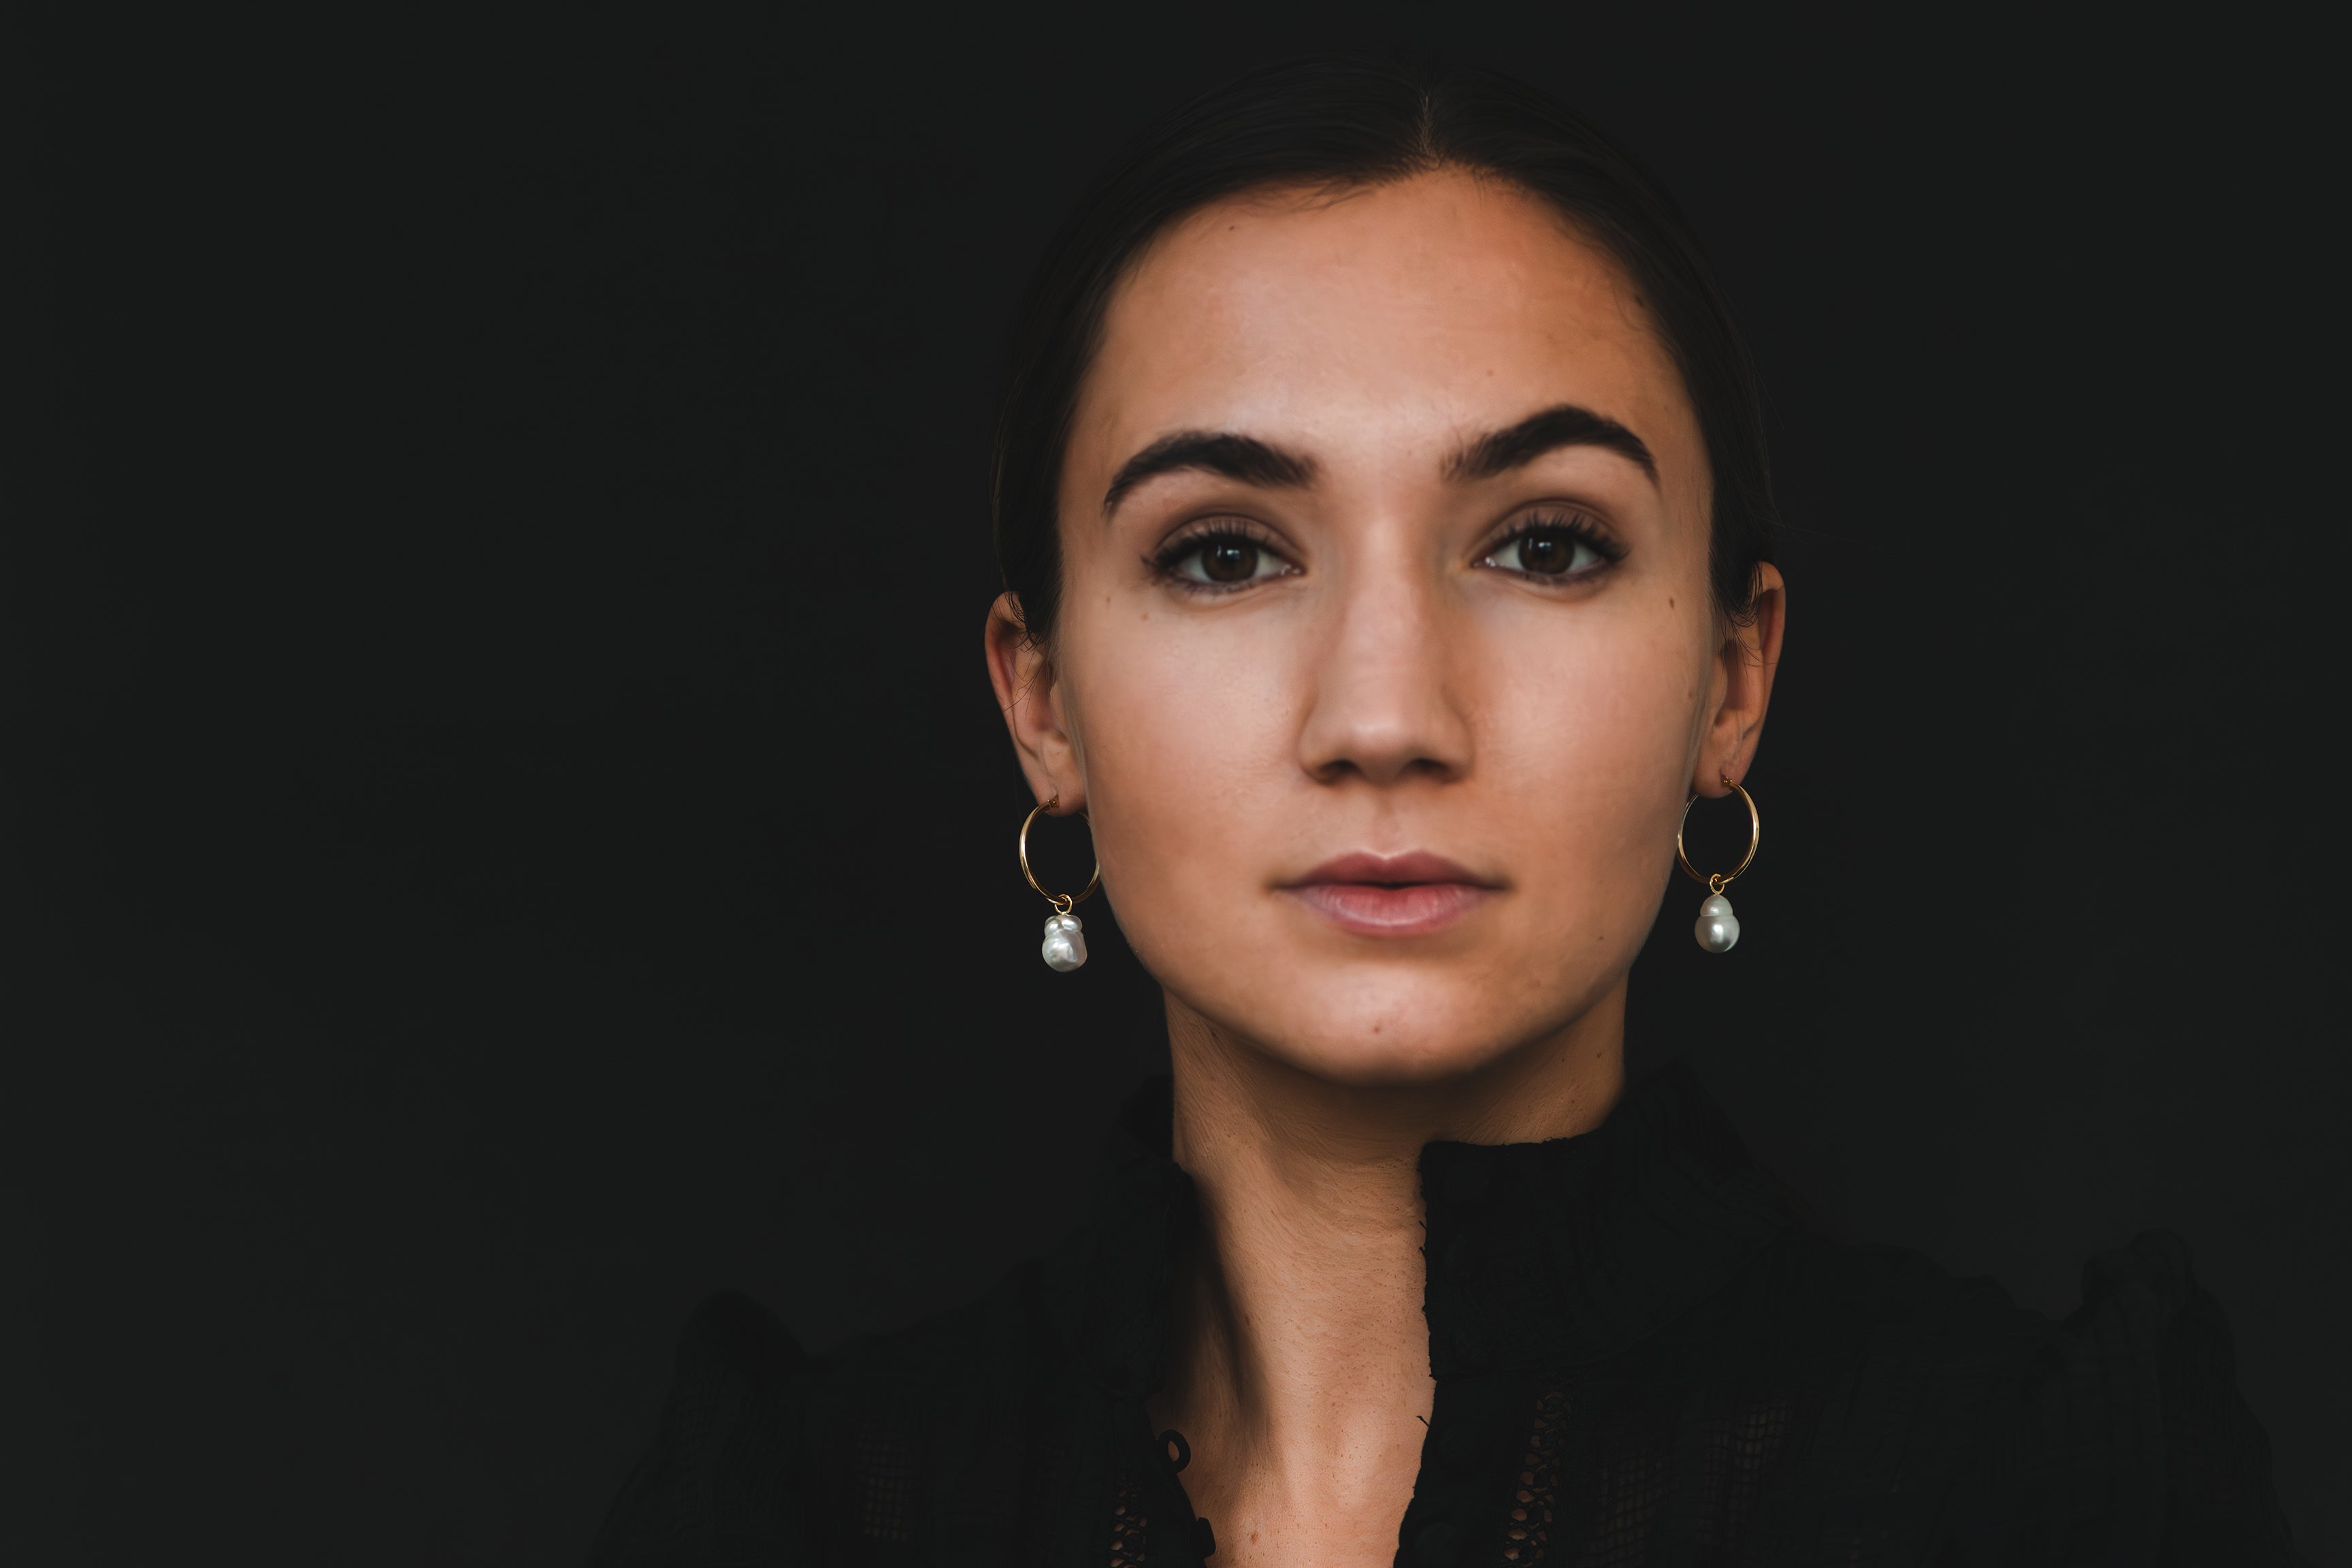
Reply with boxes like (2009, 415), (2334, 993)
(1100, 403), (1654, 514)
(1444, 404), (1657, 485)
(1101, 431), (1318, 514)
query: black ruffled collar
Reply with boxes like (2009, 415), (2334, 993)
(1043, 1060), (1803, 1397)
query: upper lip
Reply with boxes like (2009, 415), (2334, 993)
(1281, 851), (1500, 888)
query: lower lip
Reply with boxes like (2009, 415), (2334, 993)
(1284, 881), (1493, 936)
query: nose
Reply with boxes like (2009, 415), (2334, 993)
(1296, 540), (1474, 787)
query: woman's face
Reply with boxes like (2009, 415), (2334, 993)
(991, 169), (1782, 1088)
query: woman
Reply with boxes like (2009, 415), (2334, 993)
(591, 59), (2300, 1567)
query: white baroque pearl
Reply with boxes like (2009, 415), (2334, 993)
(1041, 913), (1088, 973)
(1694, 892), (1740, 953)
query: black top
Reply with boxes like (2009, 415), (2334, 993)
(589, 1064), (2304, 1566)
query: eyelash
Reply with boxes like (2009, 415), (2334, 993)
(1480, 508), (1623, 581)
(1147, 519), (1298, 593)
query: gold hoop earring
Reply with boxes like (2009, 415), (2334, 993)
(1676, 774), (1759, 953)
(1019, 796), (1100, 973)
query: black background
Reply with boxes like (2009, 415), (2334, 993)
(5, 3), (2345, 1563)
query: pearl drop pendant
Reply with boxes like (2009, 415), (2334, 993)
(1041, 913), (1088, 973)
(1694, 892), (1740, 953)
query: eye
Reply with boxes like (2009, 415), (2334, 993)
(1479, 514), (1614, 580)
(1156, 527), (1294, 589)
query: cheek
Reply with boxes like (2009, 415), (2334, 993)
(1058, 601), (1301, 904)
(1472, 608), (1710, 892)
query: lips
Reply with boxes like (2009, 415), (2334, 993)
(1279, 851), (1500, 936)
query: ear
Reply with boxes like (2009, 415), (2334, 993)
(1693, 563), (1786, 797)
(985, 592), (1088, 813)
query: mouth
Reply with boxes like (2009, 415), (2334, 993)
(1278, 851), (1502, 937)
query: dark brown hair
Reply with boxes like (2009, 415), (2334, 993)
(991, 56), (1777, 645)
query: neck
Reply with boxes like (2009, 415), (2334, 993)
(1153, 983), (1627, 1565)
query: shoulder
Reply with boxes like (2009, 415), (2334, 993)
(1705, 1226), (2304, 1563)
(2051, 1232), (2303, 1563)
(587, 1290), (817, 1567)
(589, 1267), (1058, 1568)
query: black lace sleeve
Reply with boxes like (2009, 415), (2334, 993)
(588, 1292), (815, 1567)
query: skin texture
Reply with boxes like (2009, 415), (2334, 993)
(986, 169), (1784, 1568)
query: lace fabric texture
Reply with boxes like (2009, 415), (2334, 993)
(1503, 1388), (1565, 1563)
(1106, 1471), (1148, 1568)
(851, 1406), (921, 1547)
(1488, 1379), (1797, 1567)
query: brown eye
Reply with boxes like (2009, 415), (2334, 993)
(1200, 540), (1260, 582)
(1514, 529), (1577, 574)
(1160, 527), (1292, 589)
(1483, 523), (1604, 578)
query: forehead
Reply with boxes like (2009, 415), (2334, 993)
(1075, 169), (1702, 488)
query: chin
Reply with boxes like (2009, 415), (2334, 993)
(1209, 978), (1560, 1090)
(1139, 900), (1637, 1090)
